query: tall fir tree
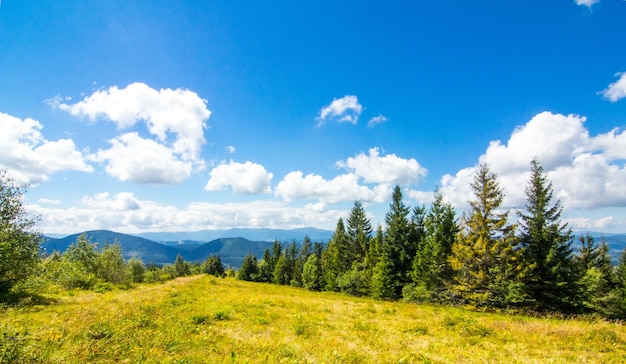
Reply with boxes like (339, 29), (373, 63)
(577, 234), (614, 313)
(382, 185), (413, 299)
(292, 235), (313, 287)
(322, 218), (350, 291)
(449, 164), (524, 308)
(518, 159), (580, 312)
(346, 201), (373, 262)
(411, 189), (458, 301)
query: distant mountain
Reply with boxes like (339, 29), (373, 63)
(41, 230), (277, 267)
(575, 233), (626, 264)
(136, 227), (333, 243)
(41, 230), (182, 265)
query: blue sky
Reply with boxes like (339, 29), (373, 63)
(1, 0), (626, 235)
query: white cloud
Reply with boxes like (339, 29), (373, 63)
(53, 82), (211, 182)
(565, 216), (618, 232)
(0, 112), (92, 184)
(226, 146), (236, 154)
(38, 198), (62, 205)
(92, 132), (193, 185)
(316, 95), (363, 126)
(367, 114), (388, 128)
(338, 147), (427, 185)
(275, 171), (389, 203)
(575, 0), (600, 7)
(29, 193), (345, 234)
(437, 111), (626, 213)
(600, 72), (626, 102)
(205, 160), (273, 195)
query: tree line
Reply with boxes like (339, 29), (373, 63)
(1, 163), (625, 318)
(236, 161), (626, 318)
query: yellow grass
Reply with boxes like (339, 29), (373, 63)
(2, 275), (625, 363)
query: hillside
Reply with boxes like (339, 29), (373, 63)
(41, 230), (276, 267)
(136, 227), (333, 243)
(3, 275), (625, 363)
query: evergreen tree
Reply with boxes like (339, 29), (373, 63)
(203, 255), (225, 277)
(346, 201), (373, 262)
(518, 160), (580, 312)
(449, 164), (524, 308)
(383, 185), (412, 299)
(293, 236), (313, 287)
(322, 218), (350, 291)
(302, 254), (323, 291)
(0, 170), (42, 294)
(174, 254), (190, 277)
(285, 241), (298, 286)
(273, 255), (289, 285)
(577, 234), (614, 313)
(410, 190), (458, 301)
(237, 254), (258, 281)
(257, 248), (273, 282)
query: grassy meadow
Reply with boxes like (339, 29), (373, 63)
(2, 275), (625, 363)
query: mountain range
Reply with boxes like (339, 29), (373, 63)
(41, 228), (333, 268)
(41, 229), (626, 268)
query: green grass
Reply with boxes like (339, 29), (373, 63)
(2, 275), (626, 363)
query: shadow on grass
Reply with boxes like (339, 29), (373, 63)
(0, 290), (57, 307)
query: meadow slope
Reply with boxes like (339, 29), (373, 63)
(2, 275), (625, 363)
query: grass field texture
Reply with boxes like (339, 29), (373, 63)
(2, 275), (625, 363)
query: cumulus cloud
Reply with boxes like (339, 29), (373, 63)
(337, 147), (427, 185)
(0, 112), (92, 184)
(92, 132), (193, 185)
(52, 82), (211, 183)
(437, 111), (626, 213)
(275, 171), (390, 204)
(205, 160), (273, 195)
(316, 95), (363, 126)
(575, 0), (600, 7)
(29, 193), (345, 234)
(600, 72), (626, 102)
(367, 114), (388, 128)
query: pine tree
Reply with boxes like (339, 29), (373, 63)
(293, 235), (312, 287)
(384, 185), (413, 299)
(577, 234), (614, 313)
(410, 190), (458, 301)
(257, 248), (273, 282)
(322, 218), (350, 291)
(518, 160), (579, 312)
(302, 254), (323, 291)
(449, 164), (524, 308)
(237, 254), (258, 281)
(346, 201), (373, 262)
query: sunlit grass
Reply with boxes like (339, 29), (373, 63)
(2, 275), (625, 363)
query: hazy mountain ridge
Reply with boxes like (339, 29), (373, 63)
(41, 228), (333, 267)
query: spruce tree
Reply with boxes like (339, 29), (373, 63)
(411, 190), (458, 301)
(518, 160), (579, 312)
(293, 235), (313, 287)
(346, 201), (373, 262)
(302, 254), (323, 291)
(577, 234), (614, 313)
(237, 254), (258, 281)
(322, 218), (350, 291)
(384, 185), (413, 299)
(449, 164), (524, 308)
